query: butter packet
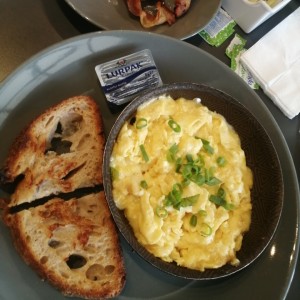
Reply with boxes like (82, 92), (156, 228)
(199, 8), (236, 47)
(95, 49), (163, 105)
(226, 34), (259, 90)
(225, 33), (246, 59)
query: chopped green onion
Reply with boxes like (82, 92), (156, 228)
(164, 184), (198, 210)
(173, 183), (183, 194)
(110, 167), (119, 180)
(217, 187), (226, 198)
(193, 175), (206, 186)
(180, 194), (199, 207)
(181, 163), (205, 186)
(175, 157), (182, 173)
(206, 177), (222, 186)
(198, 209), (207, 217)
(167, 143), (179, 163)
(209, 187), (235, 210)
(155, 206), (168, 218)
(169, 143), (179, 154)
(186, 154), (194, 163)
(190, 215), (198, 227)
(169, 150), (223, 191)
(216, 156), (227, 167)
(224, 202), (235, 210)
(195, 154), (205, 167)
(136, 118), (148, 129)
(174, 154), (221, 187)
(140, 180), (148, 189)
(201, 138), (214, 154)
(205, 167), (221, 186)
(181, 177), (191, 187)
(200, 223), (213, 237)
(139, 144), (149, 162)
(168, 119), (181, 133)
(164, 184), (182, 208)
(182, 163), (199, 178)
(209, 195), (225, 206)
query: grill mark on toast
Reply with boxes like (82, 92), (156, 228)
(8, 185), (103, 214)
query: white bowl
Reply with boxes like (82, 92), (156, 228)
(222, 0), (292, 33)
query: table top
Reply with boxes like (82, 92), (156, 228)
(0, 0), (299, 299)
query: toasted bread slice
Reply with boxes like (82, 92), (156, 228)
(4, 192), (126, 299)
(0, 96), (104, 207)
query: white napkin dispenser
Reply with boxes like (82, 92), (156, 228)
(222, 0), (292, 33)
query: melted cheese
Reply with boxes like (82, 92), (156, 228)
(111, 96), (253, 271)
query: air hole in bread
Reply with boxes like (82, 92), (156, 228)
(46, 137), (72, 155)
(48, 239), (61, 248)
(55, 121), (63, 134)
(87, 204), (97, 214)
(66, 254), (87, 269)
(62, 163), (86, 181)
(86, 264), (104, 281)
(0, 173), (24, 194)
(104, 265), (115, 274)
(40, 256), (48, 264)
(61, 113), (83, 137)
(45, 116), (55, 127)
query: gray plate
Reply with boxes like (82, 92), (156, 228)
(0, 31), (299, 300)
(64, 0), (221, 40)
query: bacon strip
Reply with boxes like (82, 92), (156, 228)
(174, 0), (191, 17)
(140, 2), (176, 28)
(126, 0), (142, 16)
(126, 0), (191, 28)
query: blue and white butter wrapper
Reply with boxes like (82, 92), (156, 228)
(95, 49), (163, 105)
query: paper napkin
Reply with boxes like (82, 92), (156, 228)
(240, 8), (300, 119)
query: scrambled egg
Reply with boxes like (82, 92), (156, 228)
(110, 96), (253, 271)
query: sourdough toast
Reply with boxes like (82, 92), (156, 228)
(1, 96), (126, 299)
(4, 192), (126, 299)
(0, 96), (104, 207)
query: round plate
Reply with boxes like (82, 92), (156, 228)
(0, 31), (298, 300)
(103, 82), (284, 280)
(64, 0), (221, 40)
